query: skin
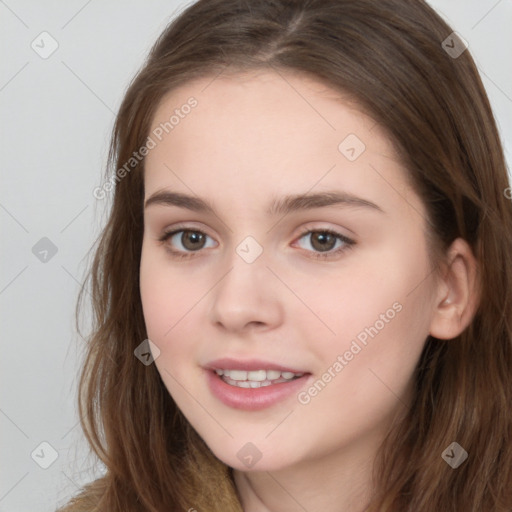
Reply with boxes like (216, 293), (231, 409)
(139, 69), (478, 512)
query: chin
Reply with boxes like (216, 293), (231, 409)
(203, 437), (299, 473)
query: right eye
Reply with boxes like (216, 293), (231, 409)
(158, 227), (217, 259)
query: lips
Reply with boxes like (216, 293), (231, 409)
(203, 357), (312, 410)
(205, 368), (311, 410)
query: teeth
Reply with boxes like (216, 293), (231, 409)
(247, 370), (266, 381)
(224, 377), (274, 388)
(228, 370), (247, 381)
(266, 370), (282, 380)
(215, 368), (305, 386)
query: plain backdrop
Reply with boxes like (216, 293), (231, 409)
(1, 1), (511, 510)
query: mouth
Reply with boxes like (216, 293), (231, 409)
(204, 359), (312, 410)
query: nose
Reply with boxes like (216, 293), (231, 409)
(208, 250), (284, 333)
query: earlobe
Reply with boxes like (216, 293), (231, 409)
(429, 238), (480, 340)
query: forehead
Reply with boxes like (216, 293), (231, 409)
(143, 69), (420, 220)
(147, 69), (392, 162)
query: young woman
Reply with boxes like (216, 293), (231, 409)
(59, 0), (512, 510)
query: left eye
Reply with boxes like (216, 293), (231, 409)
(294, 229), (354, 257)
(158, 227), (355, 260)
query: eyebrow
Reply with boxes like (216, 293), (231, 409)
(144, 190), (384, 216)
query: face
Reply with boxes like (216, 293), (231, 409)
(139, 69), (440, 473)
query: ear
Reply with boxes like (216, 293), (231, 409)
(429, 238), (480, 340)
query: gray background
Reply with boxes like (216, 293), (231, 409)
(1, 1), (511, 510)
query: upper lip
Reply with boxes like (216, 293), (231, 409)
(204, 357), (308, 374)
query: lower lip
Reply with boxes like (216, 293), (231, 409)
(205, 369), (311, 411)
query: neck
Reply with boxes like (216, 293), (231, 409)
(232, 433), (380, 512)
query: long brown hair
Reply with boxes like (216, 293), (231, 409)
(58, 1), (512, 510)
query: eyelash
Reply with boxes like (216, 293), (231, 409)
(157, 225), (355, 260)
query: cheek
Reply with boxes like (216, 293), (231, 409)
(139, 248), (205, 402)
(301, 241), (434, 418)
(139, 244), (223, 406)
(306, 241), (431, 348)
(139, 243), (204, 340)
(297, 299), (428, 448)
